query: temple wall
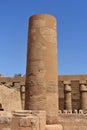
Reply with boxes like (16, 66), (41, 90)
(0, 75), (87, 111)
(58, 75), (87, 111)
(0, 77), (25, 86)
(0, 85), (22, 111)
(59, 80), (81, 110)
(58, 112), (87, 130)
(0, 110), (46, 130)
(1, 110), (87, 130)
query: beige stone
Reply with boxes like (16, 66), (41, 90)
(80, 82), (87, 110)
(45, 124), (63, 130)
(2, 128), (11, 130)
(0, 85), (22, 111)
(25, 14), (58, 124)
(20, 116), (39, 127)
(64, 82), (72, 110)
(12, 110), (46, 130)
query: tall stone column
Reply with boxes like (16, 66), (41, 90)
(80, 81), (87, 110)
(64, 81), (72, 110)
(25, 14), (58, 124)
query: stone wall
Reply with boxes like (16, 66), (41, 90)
(1, 75), (87, 111)
(0, 77), (25, 86)
(1, 110), (87, 130)
(58, 111), (87, 130)
(0, 110), (46, 130)
(58, 75), (87, 111)
(0, 85), (22, 111)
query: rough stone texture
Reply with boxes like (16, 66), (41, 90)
(2, 128), (11, 130)
(80, 81), (87, 110)
(64, 82), (72, 110)
(20, 86), (25, 110)
(0, 110), (46, 130)
(1, 75), (87, 111)
(25, 14), (58, 124)
(45, 124), (63, 130)
(0, 85), (22, 111)
(59, 114), (87, 130)
(58, 75), (87, 110)
(19, 116), (39, 127)
(0, 77), (25, 86)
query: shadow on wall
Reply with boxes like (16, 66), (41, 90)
(0, 103), (4, 111)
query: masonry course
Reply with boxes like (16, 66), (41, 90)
(1, 75), (87, 111)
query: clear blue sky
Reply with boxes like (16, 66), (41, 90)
(0, 0), (87, 76)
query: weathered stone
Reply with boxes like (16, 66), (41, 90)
(13, 82), (20, 91)
(20, 116), (39, 127)
(0, 116), (12, 124)
(45, 124), (63, 130)
(12, 110), (46, 130)
(25, 14), (58, 124)
(4, 82), (13, 87)
(0, 84), (22, 111)
(64, 82), (72, 110)
(80, 83), (87, 110)
(2, 128), (11, 130)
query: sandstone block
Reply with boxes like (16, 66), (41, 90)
(0, 116), (12, 124)
(45, 124), (63, 130)
(20, 116), (39, 127)
(2, 128), (11, 130)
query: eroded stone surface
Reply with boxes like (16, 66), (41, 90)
(45, 124), (63, 130)
(2, 128), (11, 130)
(25, 14), (58, 124)
(20, 116), (39, 127)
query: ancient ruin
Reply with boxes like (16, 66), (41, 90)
(0, 14), (87, 130)
(25, 14), (58, 124)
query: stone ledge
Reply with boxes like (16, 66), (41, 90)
(58, 110), (87, 115)
(45, 124), (63, 130)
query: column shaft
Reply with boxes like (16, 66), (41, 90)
(25, 14), (58, 124)
(64, 82), (72, 110)
(65, 92), (72, 110)
(80, 82), (87, 110)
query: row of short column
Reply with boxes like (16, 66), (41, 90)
(64, 81), (87, 110)
(20, 81), (87, 111)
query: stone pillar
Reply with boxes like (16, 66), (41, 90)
(25, 14), (58, 124)
(64, 81), (72, 110)
(20, 85), (25, 110)
(80, 81), (87, 110)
